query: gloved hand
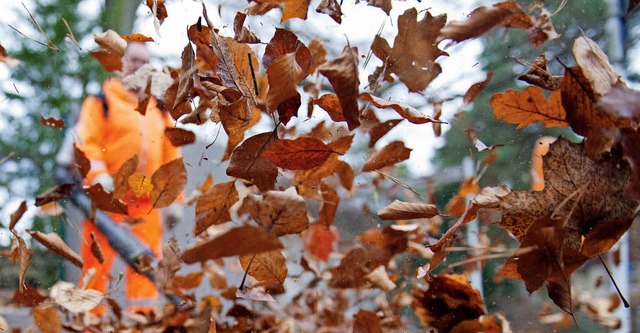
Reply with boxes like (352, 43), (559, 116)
(164, 202), (183, 229)
(92, 173), (114, 192)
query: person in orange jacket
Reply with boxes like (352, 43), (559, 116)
(75, 42), (181, 315)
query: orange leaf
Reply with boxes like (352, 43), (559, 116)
(194, 181), (238, 235)
(128, 173), (153, 197)
(150, 158), (187, 208)
(262, 137), (334, 170)
(9, 201), (27, 231)
(93, 30), (126, 56)
(255, 0), (311, 22)
(165, 127), (196, 147)
(463, 71), (493, 106)
(233, 12), (260, 43)
(121, 33), (155, 43)
(89, 49), (122, 72)
(353, 309), (383, 333)
(360, 93), (438, 124)
(33, 303), (62, 333)
(490, 86), (568, 129)
(362, 141), (412, 172)
(303, 223), (338, 262)
(318, 46), (360, 130)
(40, 116), (64, 129)
(314, 94), (345, 122)
(240, 250), (287, 294)
(439, 1), (526, 43)
(227, 132), (278, 192)
(181, 226), (283, 263)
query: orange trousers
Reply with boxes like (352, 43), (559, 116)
(79, 192), (162, 314)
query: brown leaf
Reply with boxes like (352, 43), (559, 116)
(308, 39), (327, 74)
(170, 271), (204, 290)
(318, 46), (360, 130)
(33, 303), (62, 333)
(255, 0), (311, 22)
(547, 279), (574, 317)
(371, 8), (446, 92)
(303, 223), (337, 262)
(227, 132), (278, 192)
(573, 37), (619, 96)
(93, 30), (126, 56)
(121, 33), (154, 43)
(240, 250), (287, 293)
(377, 200), (439, 220)
(165, 127), (196, 147)
(73, 145), (91, 180)
(14, 235), (29, 291)
(490, 86), (568, 129)
(353, 309), (383, 333)
(465, 128), (504, 152)
(89, 232), (104, 264)
(517, 54), (561, 91)
(195, 181), (239, 235)
(364, 265), (396, 292)
(90, 49), (122, 72)
(10, 200), (27, 230)
(262, 137), (334, 170)
(85, 183), (128, 215)
(316, 0), (342, 23)
(27, 230), (83, 268)
(233, 12), (260, 44)
(12, 286), (46, 307)
(181, 226), (283, 263)
(314, 94), (345, 122)
(40, 116), (64, 129)
(150, 158), (187, 208)
(413, 274), (486, 332)
(366, 0), (391, 15)
(35, 184), (73, 207)
(368, 119), (402, 148)
(146, 0), (168, 24)
(50, 281), (103, 313)
(219, 97), (253, 159)
(439, 1), (526, 42)
(463, 71), (493, 106)
(156, 237), (181, 290)
(596, 82), (640, 127)
(294, 135), (354, 195)
(174, 42), (195, 110)
(319, 182), (339, 226)
(242, 187), (310, 236)
(360, 93), (438, 124)
(362, 141), (412, 172)
(112, 154), (138, 200)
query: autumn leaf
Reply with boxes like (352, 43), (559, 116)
(465, 128), (503, 152)
(294, 135), (354, 195)
(318, 46), (360, 130)
(413, 274), (486, 332)
(181, 226), (283, 263)
(360, 93), (438, 124)
(367, 119), (402, 148)
(319, 182), (339, 226)
(227, 132), (278, 192)
(439, 1), (527, 43)
(313, 94), (345, 122)
(169, 271), (204, 290)
(174, 42), (195, 111)
(233, 12), (259, 44)
(242, 187), (310, 236)
(596, 82), (640, 126)
(112, 154), (138, 200)
(262, 137), (334, 170)
(370, 8), (447, 92)
(40, 115), (64, 129)
(156, 237), (181, 290)
(219, 97), (253, 160)
(89, 232), (104, 264)
(194, 181), (238, 235)
(86, 183), (128, 215)
(463, 71), (493, 106)
(254, 0), (311, 22)
(316, 0), (342, 23)
(303, 223), (338, 262)
(33, 303), (62, 333)
(128, 173), (153, 197)
(377, 200), (439, 220)
(165, 127), (196, 147)
(73, 145), (91, 180)
(573, 37), (619, 96)
(240, 250), (287, 294)
(150, 158), (187, 209)
(35, 183), (73, 207)
(490, 86), (568, 129)
(364, 266), (396, 292)
(517, 54), (561, 91)
(121, 33), (154, 43)
(362, 141), (412, 172)
(50, 281), (103, 313)
(353, 309), (383, 333)
(12, 287), (46, 308)
(93, 29), (126, 56)
(9, 201), (27, 230)
(366, 0), (391, 15)
(27, 230), (83, 268)
(14, 235), (29, 292)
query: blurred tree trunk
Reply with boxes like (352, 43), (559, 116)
(103, 0), (140, 35)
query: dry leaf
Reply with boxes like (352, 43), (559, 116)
(242, 187), (310, 236)
(35, 183), (73, 207)
(165, 127), (196, 147)
(112, 154), (138, 200)
(40, 116), (64, 129)
(316, 0), (343, 23)
(353, 309), (383, 333)
(27, 230), (83, 268)
(318, 46), (360, 130)
(240, 250), (287, 294)
(262, 137), (334, 170)
(194, 181), (238, 235)
(362, 141), (412, 172)
(14, 235), (29, 291)
(156, 237), (181, 290)
(366, 0), (391, 15)
(9, 200), (27, 230)
(85, 183), (128, 215)
(233, 12), (260, 43)
(121, 33), (154, 43)
(12, 286), (46, 308)
(463, 71), (493, 106)
(490, 86), (568, 129)
(181, 226), (283, 263)
(33, 303), (62, 333)
(360, 93), (438, 124)
(89, 232), (104, 264)
(50, 281), (103, 313)
(93, 29), (126, 56)
(517, 54), (561, 91)
(150, 158), (187, 208)
(364, 265), (396, 292)
(128, 173), (153, 197)
(303, 223), (338, 262)
(573, 37), (619, 96)
(255, 0), (311, 22)
(314, 94), (345, 122)
(90, 49), (122, 72)
(439, 1), (526, 42)
(377, 200), (439, 220)
(227, 132), (278, 192)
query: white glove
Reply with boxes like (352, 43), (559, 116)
(92, 173), (114, 192)
(164, 202), (183, 229)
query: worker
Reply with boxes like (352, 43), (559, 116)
(75, 42), (182, 315)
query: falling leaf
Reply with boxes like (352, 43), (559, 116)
(85, 183), (128, 215)
(227, 132), (278, 192)
(9, 200), (27, 230)
(307, 38), (327, 74)
(596, 82), (640, 125)
(156, 237), (181, 290)
(465, 128), (503, 151)
(165, 127), (196, 147)
(517, 54), (561, 91)
(219, 97), (253, 158)
(174, 42), (196, 111)
(40, 116), (64, 129)
(360, 93), (438, 124)
(121, 33), (155, 43)
(319, 182), (339, 226)
(262, 137), (334, 170)
(170, 271), (204, 290)
(255, 0), (311, 22)
(150, 158), (187, 208)
(314, 94), (345, 122)
(463, 71), (493, 106)
(303, 223), (338, 262)
(318, 46), (360, 130)
(242, 187), (310, 236)
(439, 1), (526, 43)
(413, 274), (486, 332)
(548, 279), (574, 317)
(240, 250), (287, 293)
(93, 29), (126, 56)
(0, 43), (20, 66)
(294, 135), (354, 195)
(50, 281), (103, 313)
(90, 232), (104, 264)
(195, 181), (239, 235)
(490, 86), (568, 129)
(366, 0), (391, 15)
(235, 288), (276, 302)
(573, 37), (619, 96)
(362, 141), (412, 172)
(146, 0), (168, 24)
(14, 235), (29, 292)
(371, 8), (447, 92)
(316, 0), (342, 23)
(181, 226), (283, 263)
(233, 12), (259, 43)
(364, 265), (396, 292)
(27, 230), (83, 268)
(377, 200), (439, 220)
(90, 49), (122, 72)
(33, 303), (62, 333)
(368, 119), (402, 148)
(112, 154), (138, 200)
(12, 286), (46, 307)
(127, 173), (153, 197)
(73, 145), (91, 180)
(353, 310), (383, 333)
(35, 183), (73, 207)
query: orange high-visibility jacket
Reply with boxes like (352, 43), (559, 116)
(76, 78), (180, 312)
